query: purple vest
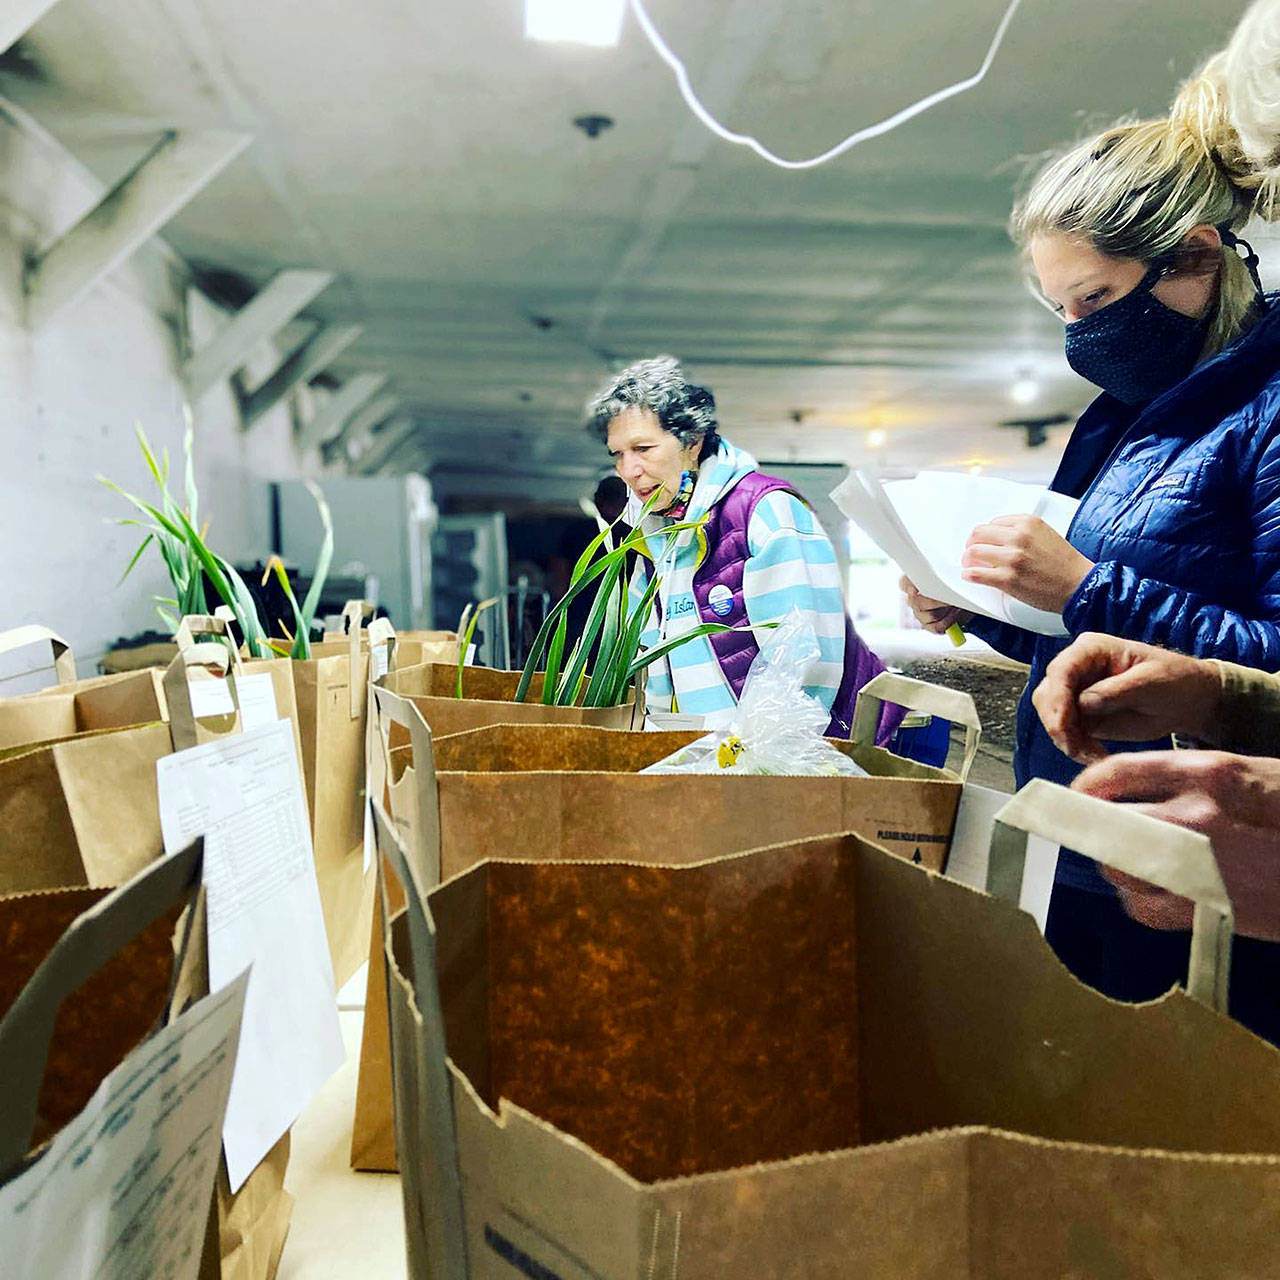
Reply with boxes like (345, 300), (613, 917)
(691, 471), (904, 744)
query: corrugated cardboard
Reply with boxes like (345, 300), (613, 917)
(381, 662), (639, 738)
(381, 803), (1280, 1279)
(350, 677), (972, 1174)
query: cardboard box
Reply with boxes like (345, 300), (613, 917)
(380, 797), (1280, 1279)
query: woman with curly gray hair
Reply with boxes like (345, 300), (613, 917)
(586, 355), (896, 740)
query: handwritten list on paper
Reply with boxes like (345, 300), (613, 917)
(157, 719), (344, 1191)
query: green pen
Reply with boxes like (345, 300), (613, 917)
(946, 622), (966, 647)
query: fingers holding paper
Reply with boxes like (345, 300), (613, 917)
(961, 515), (1094, 614)
(1073, 749), (1280, 941)
(899, 576), (972, 634)
(1034, 633), (1223, 762)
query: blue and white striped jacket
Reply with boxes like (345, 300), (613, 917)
(627, 440), (848, 724)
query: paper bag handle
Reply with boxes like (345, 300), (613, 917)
(341, 601), (376, 718)
(0, 841), (205, 1177)
(372, 683), (442, 890)
(174, 614), (245, 672)
(368, 616), (398, 681)
(852, 671), (981, 779)
(341, 599), (376, 633)
(370, 803), (467, 1276)
(0, 625), (76, 684)
(990, 779), (1233, 1011)
(630, 663), (647, 729)
(163, 639), (242, 752)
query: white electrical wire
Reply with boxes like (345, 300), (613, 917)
(627, 0), (1025, 171)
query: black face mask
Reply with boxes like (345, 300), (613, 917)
(1063, 263), (1211, 406)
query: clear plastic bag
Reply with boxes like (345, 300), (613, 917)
(639, 610), (868, 777)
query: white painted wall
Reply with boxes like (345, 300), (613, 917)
(0, 99), (306, 684)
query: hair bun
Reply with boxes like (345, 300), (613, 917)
(1219, 0), (1280, 218)
(1169, 53), (1259, 193)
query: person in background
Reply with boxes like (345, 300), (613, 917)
(903, 10), (1280, 1017)
(592, 475), (631, 529)
(586, 354), (897, 740)
(1032, 632), (1280, 1026)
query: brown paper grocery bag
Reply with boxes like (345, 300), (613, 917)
(0, 720), (174, 891)
(0, 663), (167, 753)
(310, 630), (460, 671)
(0, 625), (312, 893)
(0, 623), (77, 694)
(380, 661), (640, 738)
(349, 675), (973, 1174)
(166, 635), (299, 1280)
(0, 618), (305, 889)
(0, 844), (201, 1167)
(0, 843), (262, 1280)
(289, 600), (378, 986)
(0, 616), (171, 747)
(420, 669), (974, 878)
(383, 784), (1280, 1279)
(0, 632), (296, 1280)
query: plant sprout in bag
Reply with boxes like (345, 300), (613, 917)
(640, 610), (868, 777)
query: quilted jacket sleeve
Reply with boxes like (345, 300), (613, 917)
(1062, 427), (1280, 669)
(959, 614), (1039, 666)
(1213, 660), (1280, 754)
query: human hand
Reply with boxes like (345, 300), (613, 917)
(1034, 632), (1223, 762)
(1073, 750), (1280, 941)
(900, 576), (972, 634)
(961, 515), (1094, 614)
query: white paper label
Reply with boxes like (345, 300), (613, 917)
(156, 720), (344, 1191)
(0, 973), (249, 1280)
(234, 673), (280, 730)
(187, 672), (278, 729)
(187, 674), (235, 719)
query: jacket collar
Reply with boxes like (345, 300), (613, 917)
(1052, 295), (1280, 497)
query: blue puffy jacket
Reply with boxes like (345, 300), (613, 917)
(968, 296), (1280, 892)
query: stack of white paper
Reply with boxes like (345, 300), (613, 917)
(832, 470), (1080, 637)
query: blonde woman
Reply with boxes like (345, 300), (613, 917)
(904, 9), (1280, 1039)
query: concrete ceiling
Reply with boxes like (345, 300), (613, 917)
(1, 0), (1254, 502)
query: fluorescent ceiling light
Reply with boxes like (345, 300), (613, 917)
(1010, 376), (1039, 406)
(525, 0), (626, 47)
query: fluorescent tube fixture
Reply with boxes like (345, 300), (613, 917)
(1010, 376), (1039, 406)
(525, 0), (625, 47)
